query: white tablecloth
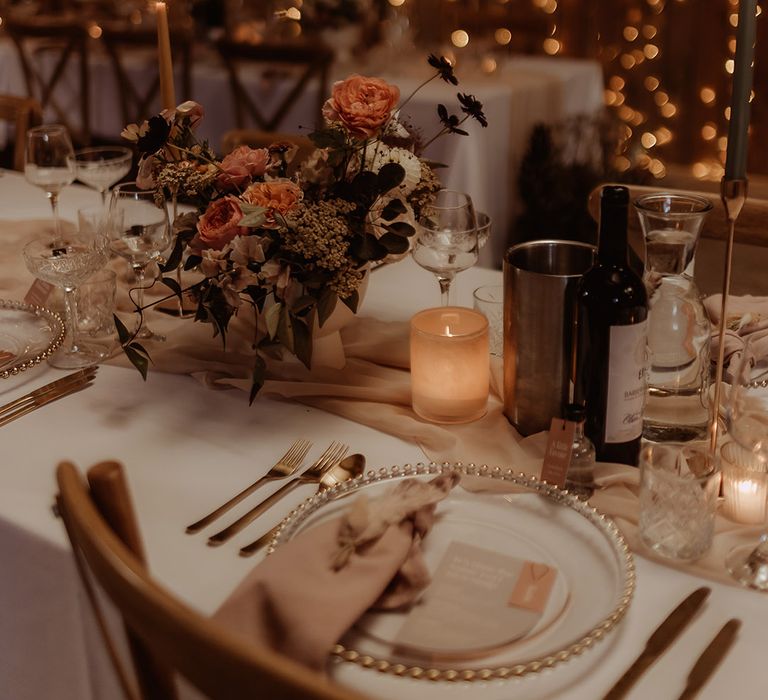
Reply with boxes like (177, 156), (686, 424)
(2, 170), (767, 700)
(0, 39), (604, 267)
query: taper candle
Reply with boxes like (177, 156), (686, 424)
(156, 1), (176, 111)
(725, 0), (757, 180)
(410, 307), (489, 424)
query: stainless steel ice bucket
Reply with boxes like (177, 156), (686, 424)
(503, 239), (595, 436)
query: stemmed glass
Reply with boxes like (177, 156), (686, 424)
(23, 232), (106, 368)
(24, 125), (76, 246)
(74, 146), (133, 208)
(724, 334), (768, 589)
(412, 190), (479, 306)
(108, 183), (172, 342)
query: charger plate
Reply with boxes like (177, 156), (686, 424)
(267, 462), (635, 682)
(0, 300), (64, 379)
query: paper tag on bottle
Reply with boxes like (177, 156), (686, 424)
(392, 541), (558, 657)
(23, 279), (54, 307)
(540, 417), (576, 488)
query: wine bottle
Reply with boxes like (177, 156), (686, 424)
(575, 185), (648, 466)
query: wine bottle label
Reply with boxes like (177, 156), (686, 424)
(605, 320), (647, 443)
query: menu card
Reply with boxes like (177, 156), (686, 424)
(392, 541), (558, 659)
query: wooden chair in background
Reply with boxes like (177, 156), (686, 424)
(4, 16), (92, 145)
(99, 25), (193, 125)
(0, 95), (42, 170)
(214, 40), (333, 132)
(55, 460), (369, 700)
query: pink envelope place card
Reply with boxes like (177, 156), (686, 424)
(392, 541), (559, 659)
(23, 279), (54, 308)
(541, 417), (576, 488)
(0, 350), (16, 366)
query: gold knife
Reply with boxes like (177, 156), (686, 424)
(676, 619), (741, 700)
(603, 587), (711, 700)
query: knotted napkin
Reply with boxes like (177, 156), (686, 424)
(212, 473), (460, 671)
(704, 294), (768, 380)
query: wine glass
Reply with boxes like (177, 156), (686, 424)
(724, 334), (768, 589)
(412, 190), (479, 306)
(23, 232), (106, 368)
(74, 146), (133, 208)
(24, 125), (76, 246)
(108, 183), (172, 342)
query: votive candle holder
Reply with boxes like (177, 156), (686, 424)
(721, 441), (768, 524)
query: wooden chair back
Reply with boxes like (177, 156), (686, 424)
(214, 39), (333, 131)
(98, 25), (193, 124)
(55, 460), (369, 700)
(4, 16), (91, 145)
(0, 95), (42, 170)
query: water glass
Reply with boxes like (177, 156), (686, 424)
(76, 269), (117, 359)
(472, 285), (503, 356)
(638, 443), (720, 560)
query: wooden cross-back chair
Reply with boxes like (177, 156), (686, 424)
(214, 39), (333, 132)
(0, 95), (42, 170)
(5, 16), (91, 145)
(55, 460), (369, 700)
(98, 25), (193, 125)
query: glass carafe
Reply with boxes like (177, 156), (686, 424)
(634, 193), (712, 442)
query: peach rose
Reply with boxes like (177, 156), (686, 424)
(217, 146), (270, 190)
(322, 75), (400, 138)
(242, 179), (303, 227)
(196, 196), (247, 250)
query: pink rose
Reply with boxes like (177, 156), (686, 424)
(196, 196), (247, 250)
(242, 179), (303, 227)
(217, 146), (269, 189)
(322, 75), (400, 138)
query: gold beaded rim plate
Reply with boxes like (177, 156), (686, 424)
(0, 299), (64, 379)
(267, 462), (636, 682)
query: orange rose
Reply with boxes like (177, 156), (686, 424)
(322, 75), (400, 138)
(242, 179), (303, 227)
(196, 196), (247, 250)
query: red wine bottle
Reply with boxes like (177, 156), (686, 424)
(575, 186), (648, 466)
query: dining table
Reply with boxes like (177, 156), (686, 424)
(2, 168), (768, 700)
(0, 35), (605, 267)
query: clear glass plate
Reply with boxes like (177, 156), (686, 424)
(0, 300), (65, 378)
(268, 463), (635, 681)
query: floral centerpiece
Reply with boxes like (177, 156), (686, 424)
(118, 55), (486, 399)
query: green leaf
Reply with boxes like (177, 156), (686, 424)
(349, 233), (388, 261)
(378, 232), (410, 254)
(292, 318), (312, 369)
(160, 276), (183, 301)
(377, 162), (405, 193)
(184, 254), (202, 271)
(249, 353), (266, 405)
(114, 314), (133, 345)
(317, 287), (338, 327)
(341, 289), (359, 314)
(239, 207), (267, 228)
(124, 344), (150, 380)
(265, 302), (282, 339)
(277, 305), (294, 352)
(384, 221), (415, 237)
(381, 198), (407, 221)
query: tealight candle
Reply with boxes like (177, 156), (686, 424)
(721, 441), (768, 524)
(410, 307), (489, 424)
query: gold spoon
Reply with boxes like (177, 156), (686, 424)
(238, 453), (366, 557)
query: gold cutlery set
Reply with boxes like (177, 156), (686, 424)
(185, 439), (365, 556)
(603, 587), (740, 700)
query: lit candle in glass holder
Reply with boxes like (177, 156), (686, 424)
(721, 441), (768, 524)
(410, 307), (489, 423)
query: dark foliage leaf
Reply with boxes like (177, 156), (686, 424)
(124, 345), (150, 380)
(381, 198), (407, 221)
(341, 289), (359, 314)
(160, 276), (183, 301)
(244, 285), (268, 311)
(378, 232), (410, 255)
(184, 254), (202, 271)
(317, 287), (338, 327)
(249, 353), (266, 405)
(309, 128), (346, 149)
(383, 221), (415, 237)
(349, 233), (388, 261)
(160, 235), (186, 272)
(291, 295), (316, 316)
(292, 318), (312, 369)
(277, 304), (294, 352)
(437, 104), (449, 122)
(376, 163), (405, 193)
(350, 171), (379, 199)
(114, 314), (133, 345)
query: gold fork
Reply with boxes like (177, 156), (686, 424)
(207, 441), (349, 546)
(185, 439), (312, 533)
(0, 367), (98, 428)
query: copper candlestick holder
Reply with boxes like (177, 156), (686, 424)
(709, 178), (748, 453)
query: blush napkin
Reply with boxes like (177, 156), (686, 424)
(704, 294), (768, 380)
(212, 473), (460, 671)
